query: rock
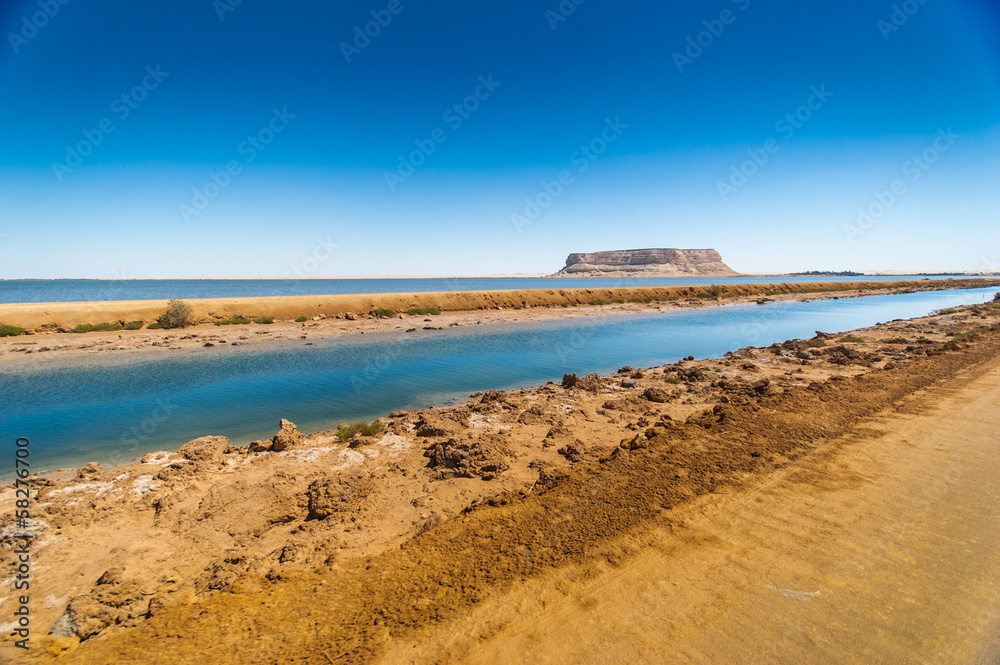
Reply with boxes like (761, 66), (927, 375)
(247, 439), (272, 453)
(554, 248), (738, 277)
(306, 474), (373, 520)
(425, 433), (512, 480)
(574, 373), (602, 392)
(177, 435), (230, 464)
(271, 419), (304, 452)
(642, 387), (671, 403)
(345, 313), (357, 321)
(617, 366), (634, 374)
(561, 373), (579, 388)
(76, 462), (103, 479)
(48, 610), (76, 639)
(96, 568), (124, 585)
(621, 378), (638, 388)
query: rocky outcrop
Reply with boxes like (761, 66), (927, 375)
(553, 248), (738, 277)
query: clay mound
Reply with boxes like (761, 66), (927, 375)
(425, 432), (513, 480)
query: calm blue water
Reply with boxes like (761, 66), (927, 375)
(0, 287), (994, 476)
(0, 275), (971, 304)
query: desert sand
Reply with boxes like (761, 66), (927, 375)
(2, 295), (999, 663)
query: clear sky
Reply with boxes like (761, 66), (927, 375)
(1, 0), (999, 278)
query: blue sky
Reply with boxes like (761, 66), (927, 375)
(1, 0), (999, 278)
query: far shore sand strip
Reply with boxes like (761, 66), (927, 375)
(1, 278), (998, 330)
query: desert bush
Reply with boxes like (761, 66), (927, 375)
(336, 421), (385, 443)
(374, 308), (395, 318)
(157, 299), (193, 329)
(216, 317), (252, 326)
(406, 307), (441, 316)
(839, 335), (864, 343)
(254, 316), (275, 324)
(295, 316), (309, 322)
(0, 324), (24, 337)
(124, 321), (145, 330)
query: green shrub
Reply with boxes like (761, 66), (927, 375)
(994, 292), (1000, 303)
(840, 335), (864, 343)
(254, 316), (275, 324)
(146, 322), (164, 329)
(588, 300), (608, 306)
(953, 327), (989, 341)
(336, 421), (385, 443)
(0, 324), (24, 337)
(295, 316), (309, 322)
(124, 321), (144, 330)
(72, 322), (123, 333)
(406, 307), (441, 316)
(710, 285), (723, 296)
(156, 299), (193, 329)
(215, 317), (252, 326)
(665, 377), (681, 384)
(806, 338), (828, 348)
(610, 299), (625, 304)
(373, 308), (395, 318)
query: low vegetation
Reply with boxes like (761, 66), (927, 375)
(588, 300), (609, 306)
(295, 316), (309, 322)
(953, 327), (990, 342)
(840, 335), (865, 343)
(336, 421), (385, 443)
(806, 338), (828, 348)
(124, 321), (144, 330)
(0, 324), (24, 337)
(374, 308), (395, 318)
(254, 316), (275, 324)
(156, 299), (193, 329)
(215, 317), (252, 326)
(406, 307), (441, 316)
(72, 322), (123, 333)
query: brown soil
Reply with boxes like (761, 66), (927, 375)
(2, 303), (999, 663)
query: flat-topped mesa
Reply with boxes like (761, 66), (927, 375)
(553, 248), (739, 277)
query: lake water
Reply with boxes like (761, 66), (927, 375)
(0, 287), (994, 477)
(0, 275), (971, 304)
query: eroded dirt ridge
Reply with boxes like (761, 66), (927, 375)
(2, 300), (1000, 663)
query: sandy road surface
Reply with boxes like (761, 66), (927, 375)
(378, 360), (1000, 664)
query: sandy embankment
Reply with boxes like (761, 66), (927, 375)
(2, 278), (998, 330)
(2, 297), (999, 663)
(1, 279), (998, 362)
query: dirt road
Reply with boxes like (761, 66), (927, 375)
(378, 356), (1000, 664)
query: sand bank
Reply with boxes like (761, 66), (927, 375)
(2, 278), (998, 330)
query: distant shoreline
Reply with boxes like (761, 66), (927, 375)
(1, 272), (997, 281)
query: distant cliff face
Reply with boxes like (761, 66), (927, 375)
(553, 248), (738, 277)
